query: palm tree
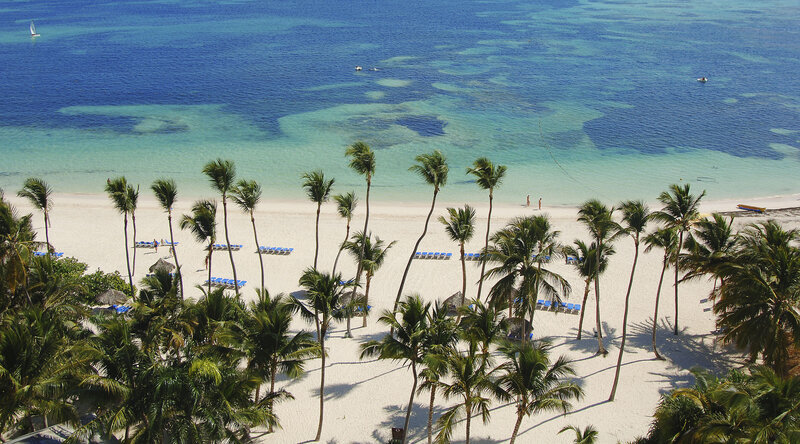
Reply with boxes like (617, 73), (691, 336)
(563, 240), (614, 340)
(203, 158), (239, 293)
(439, 205), (476, 304)
(244, 290), (318, 432)
(609, 200), (650, 401)
(361, 295), (431, 444)
(460, 300), (506, 356)
(343, 231), (396, 327)
(151, 178), (184, 297)
(105, 177), (135, 298)
(577, 200), (622, 355)
(653, 183), (705, 335)
(127, 184), (139, 275)
(331, 191), (357, 275)
(714, 221), (800, 376)
(17, 177), (53, 252)
(558, 425), (599, 444)
(301, 170), (335, 269)
(466, 158), (507, 302)
(496, 340), (584, 444)
(395, 150), (448, 314)
(644, 227), (678, 360)
(418, 302), (458, 444)
(435, 342), (502, 444)
(682, 213), (736, 295)
(482, 216), (571, 338)
(0, 196), (38, 306)
(345, 141), (375, 291)
(231, 179), (266, 292)
(293, 268), (347, 441)
(179, 199), (217, 293)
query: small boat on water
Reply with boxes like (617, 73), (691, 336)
(355, 66), (362, 71)
(369, 67), (379, 71)
(697, 77), (708, 83)
(30, 20), (40, 37)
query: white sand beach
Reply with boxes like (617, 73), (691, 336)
(8, 191), (800, 443)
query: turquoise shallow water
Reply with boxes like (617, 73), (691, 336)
(0, 0), (798, 204)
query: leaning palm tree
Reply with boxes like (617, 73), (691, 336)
(563, 240), (614, 340)
(301, 170), (335, 269)
(105, 177), (135, 298)
(343, 231), (396, 327)
(395, 150), (449, 314)
(577, 200), (622, 355)
(558, 425), (599, 444)
(345, 141), (375, 292)
(496, 340), (584, 444)
(361, 295), (431, 444)
(293, 268), (347, 442)
(652, 183), (705, 335)
(203, 158), (239, 293)
(331, 191), (357, 275)
(151, 178), (184, 297)
(609, 200), (650, 401)
(179, 199), (217, 293)
(643, 227), (678, 360)
(127, 184), (140, 275)
(418, 302), (458, 444)
(439, 205), (476, 304)
(231, 179), (266, 292)
(466, 157), (506, 302)
(17, 177), (53, 252)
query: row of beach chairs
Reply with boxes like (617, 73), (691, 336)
(33, 251), (64, 257)
(135, 241), (179, 248)
(206, 277), (247, 288)
(414, 251), (453, 260)
(537, 299), (582, 313)
(464, 253), (484, 261)
(258, 246), (294, 255)
(213, 243), (243, 251)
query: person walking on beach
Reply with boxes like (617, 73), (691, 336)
(538, 197), (542, 210)
(153, 239), (159, 252)
(526, 195), (531, 207)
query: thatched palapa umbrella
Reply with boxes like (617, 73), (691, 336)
(442, 291), (466, 316)
(149, 258), (176, 274)
(95, 288), (128, 306)
(505, 317), (533, 341)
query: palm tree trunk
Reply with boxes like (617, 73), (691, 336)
(595, 240), (606, 355)
(395, 189), (438, 314)
(609, 241), (640, 401)
(362, 273), (372, 327)
(222, 196), (239, 293)
(314, 203), (321, 269)
(577, 278), (591, 340)
(345, 313), (352, 338)
(315, 330), (326, 441)
(207, 247), (213, 294)
(401, 360), (418, 444)
(131, 212), (137, 275)
(43, 211), (51, 252)
(331, 220), (349, 276)
(674, 230), (684, 335)
(268, 358), (277, 433)
(353, 177), (371, 297)
(456, 243), (467, 325)
(652, 257), (668, 360)
(167, 211), (184, 298)
(427, 387), (436, 444)
(476, 191), (492, 302)
(250, 211), (265, 292)
(509, 408), (525, 444)
(123, 213), (134, 299)
(465, 399), (472, 444)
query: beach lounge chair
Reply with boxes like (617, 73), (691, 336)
(543, 300), (552, 310)
(445, 252), (452, 259)
(537, 299), (544, 306)
(737, 204), (766, 214)
(573, 304), (582, 313)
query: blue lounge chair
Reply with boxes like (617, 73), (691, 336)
(566, 303), (575, 311)
(414, 251), (422, 259)
(573, 304), (582, 312)
(445, 252), (452, 259)
(286, 248), (294, 254)
(543, 300), (552, 309)
(537, 299), (544, 306)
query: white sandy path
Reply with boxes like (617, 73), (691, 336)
(7, 192), (800, 443)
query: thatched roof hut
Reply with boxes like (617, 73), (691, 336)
(148, 258), (175, 274)
(505, 317), (533, 341)
(95, 288), (128, 306)
(442, 291), (466, 316)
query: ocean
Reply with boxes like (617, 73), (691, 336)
(0, 0), (798, 204)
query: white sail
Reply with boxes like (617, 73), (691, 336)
(30, 20), (39, 37)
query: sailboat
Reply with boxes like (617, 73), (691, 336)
(30, 20), (40, 38)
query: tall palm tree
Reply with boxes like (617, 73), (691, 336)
(179, 200), (217, 294)
(244, 290), (318, 432)
(496, 340), (584, 444)
(482, 216), (570, 338)
(609, 200), (650, 401)
(714, 221), (800, 376)
(682, 213), (736, 295)
(361, 295), (431, 444)
(459, 300), (506, 356)
(558, 425), (599, 444)
(203, 159), (239, 293)
(563, 240), (614, 340)
(151, 178), (184, 297)
(105, 177), (135, 298)
(345, 141), (375, 293)
(418, 302), (458, 444)
(395, 150), (448, 315)
(231, 179), (266, 292)
(577, 200), (622, 355)
(293, 268), (347, 441)
(439, 205), (476, 304)
(653, 183), (705, 335)
(466, 158), (507, 302)
(127, 184), (139, 275)
(435, 342), (502, 444)
(17, 177), (53, 252)
(644, 227), (678, 359)
(0, 196), (38, 305)
(343, 231), (396, 327)
(301, 170), (335, 269)
(331, 191), (357, 275)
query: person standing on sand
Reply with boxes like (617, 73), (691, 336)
(153, 239), (158, 252)
(539, 197), (542, 210)
(526, 195), (531, 207)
